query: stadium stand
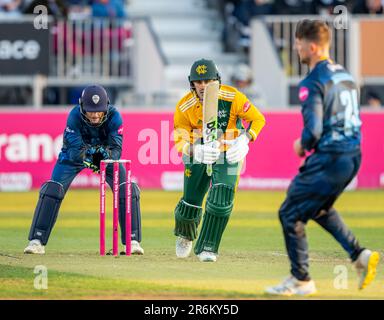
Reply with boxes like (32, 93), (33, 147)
(0, 0), (383, 108)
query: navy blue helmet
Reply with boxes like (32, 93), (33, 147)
(79, 85), (110, 126)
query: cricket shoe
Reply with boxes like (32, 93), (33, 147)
(24, 239), (45, 254)
(197, 251), (217, 262)
(122, 241), (144, 255)
(265, 276), (317, 296)
(354, 249), (380, 290)
(176, 236), (192, 258)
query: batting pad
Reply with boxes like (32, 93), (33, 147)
(174, 199), (203, 241)
(194, 184), (234, 254)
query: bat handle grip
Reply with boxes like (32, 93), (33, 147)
(206, 164), (213, 176)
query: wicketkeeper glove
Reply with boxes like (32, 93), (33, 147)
(83, 159), (100, 173)
(97, 146), (110, 160)
(193, 141), (221, 164)
(84, 146), (111, 171)
(92, 146), (110, 169)
(85, 146), (98, 157)
(222, 134), (250, 164)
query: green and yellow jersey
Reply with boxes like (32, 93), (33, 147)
(173, 84), (266, 154)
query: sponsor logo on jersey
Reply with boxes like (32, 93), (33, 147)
(218, 110), (227, 119)
(243, 101), (251, 112)
(299, 87), (309, 102)
(218, 121), (228, 129)
(327, 63), (343, 72)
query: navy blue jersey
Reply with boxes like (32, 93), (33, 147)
(58, 105), (123, 164)
(298, 60), (361, 153)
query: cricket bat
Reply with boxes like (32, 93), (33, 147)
(202, 80), (220, 176)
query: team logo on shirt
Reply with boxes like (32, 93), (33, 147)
(196, 65), (207, 75)
(243, 101), (251, 112)
(118, 125), (123, 135)
(299, 87), (309, 102)
(185, 169), (192, 178)
(92, 95), (100, 104)
(65, 126), (74, 133)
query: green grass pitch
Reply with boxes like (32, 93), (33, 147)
(0, 189), (383, 299)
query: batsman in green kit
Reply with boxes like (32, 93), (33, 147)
(173, 59), (266, 262)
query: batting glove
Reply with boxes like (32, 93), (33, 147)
(222, 134), (250, 164)
(193, 141), (221, 164)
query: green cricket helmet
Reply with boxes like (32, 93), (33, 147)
(188, 59), (221, 84)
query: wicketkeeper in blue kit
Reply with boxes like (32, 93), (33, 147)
(266, 19), (379, 296)
(24, 84), (144, 255)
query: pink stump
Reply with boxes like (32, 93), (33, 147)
(113, 162), (119, 256)
(125, 161), (132, 256)
(99, 161), (106, 255)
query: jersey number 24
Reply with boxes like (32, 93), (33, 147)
(340, 89), (361, 136)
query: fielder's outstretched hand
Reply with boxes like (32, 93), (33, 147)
(223, 134), (250, 164)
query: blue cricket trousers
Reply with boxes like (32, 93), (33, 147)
(278, 151), (363, 281)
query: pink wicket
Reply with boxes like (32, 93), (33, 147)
(125, 160), (132, 256)
(112, 162), (119, 255)
(99, 161), (106, 255)
(99, 159), (132, 256)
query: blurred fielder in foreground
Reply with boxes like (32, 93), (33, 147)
(266, 20), (379, 296)
(173, 59), (265, 262)
(24, 85), (144, 255)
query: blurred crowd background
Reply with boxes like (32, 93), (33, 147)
(0, 0), (383, 109)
